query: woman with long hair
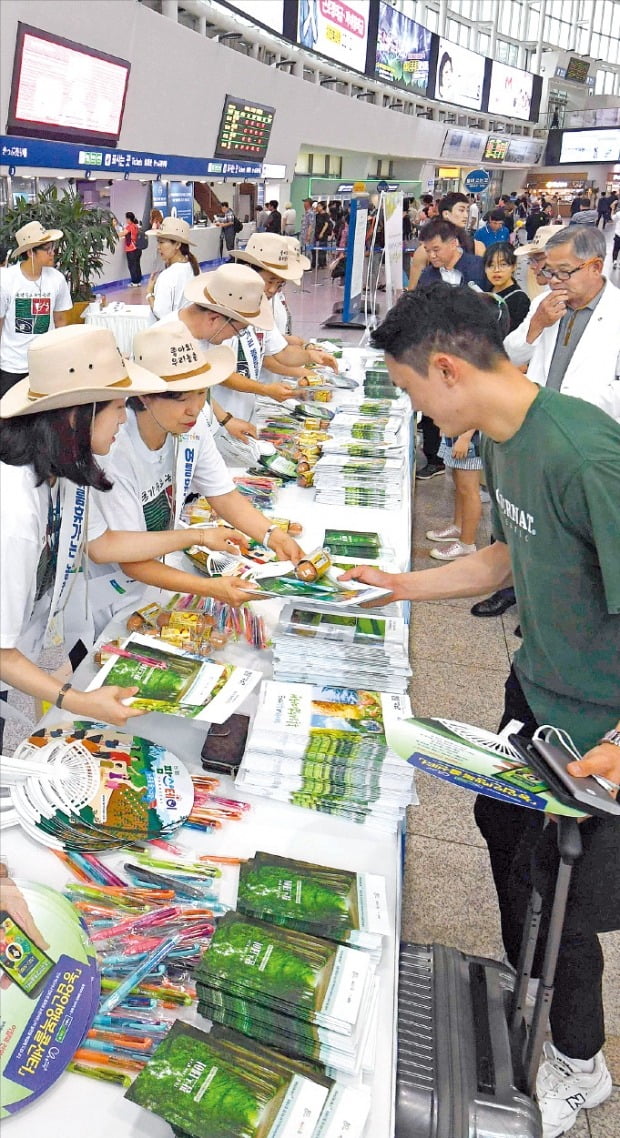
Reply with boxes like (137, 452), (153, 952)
(118, 211), (143, 286)
(145, 217), (200, 322)
(0, 325), (238, 732)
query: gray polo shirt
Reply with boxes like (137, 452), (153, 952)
(545, 286), (604, 392)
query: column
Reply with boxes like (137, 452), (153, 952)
(197, 14), (207, 36)
(533, 0), (548, 73)
(439, 0), (448, 38)
(582, 0), (595, 57)
(517, 0), (528, 70)
(162, 0), (178, 19)
(489, 1), (499, 59)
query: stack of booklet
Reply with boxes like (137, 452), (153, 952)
(236, 681), (415, 832)
(126, 1020), (371, 1138)
(272, 604), (411, 694)
(195, 911), (378, 1076)
(313, 438), (406, 509)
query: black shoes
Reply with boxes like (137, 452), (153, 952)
(470, 589), (517, 618)
(416, 462), (445, 481)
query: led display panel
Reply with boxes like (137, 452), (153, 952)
(374, 1), (432, 94)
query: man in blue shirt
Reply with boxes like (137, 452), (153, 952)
(417, 219), (486, 289)
(476, 208), (511, 248)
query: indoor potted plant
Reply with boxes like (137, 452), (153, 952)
(0, 185), (118, 321)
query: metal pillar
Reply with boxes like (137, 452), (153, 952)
(439, 0), (448, 38)
(533, 0), (548, 73)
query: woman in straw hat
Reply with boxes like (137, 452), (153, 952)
(90, 320), (304, 631)
(0, 220), (72, 397)
(0, 325), (244, 732)
(144, 217), (201, 323)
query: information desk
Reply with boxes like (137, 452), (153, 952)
(2, 348), (413, 1138)
(84, 303), (152, 356)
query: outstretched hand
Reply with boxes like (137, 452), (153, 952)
(337, 565), (402, 605)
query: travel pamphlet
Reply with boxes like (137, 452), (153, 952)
(386, 717), (586, 816)
(89, 634), (261, 723)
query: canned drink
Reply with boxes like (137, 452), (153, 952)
(295, 547), (331, 582)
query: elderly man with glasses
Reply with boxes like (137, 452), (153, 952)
(503, 226), (619, 422)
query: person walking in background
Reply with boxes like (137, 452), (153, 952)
(282, 202), (297, 235)
(119, 212), (143, 286)
(0, 220), (72, 396)
(569, 198), (598, 226)
(300, 198), (315, 257)
(483, 243), (530, 332)
(215, 201), (236, 259)
(313, 203), (332, 268)
(475, 208), (510, 249)
(612, 199), (620, 269)
(468, 194), (480, 233)
(149, 209), (164, 231)
(265, 201), (282, 235)
(255, 203), (270, 233)
(596, 193), (612, 229)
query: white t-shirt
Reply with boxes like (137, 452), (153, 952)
(282, 208), (296, 232)
(440, 266), (463, 286)
(0, 263), (73, 372)
(215, 324), (288, 421)
(0, 464), (105, 657)
(468, 203), (479, 229)
(152, 261), (195, 322)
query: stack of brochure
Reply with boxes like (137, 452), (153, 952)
(236, 681), (415, 833)
(126, 1020), (371, 1138)
(195, 912), (378, 1076)
(272, 604), (411, 694)
(312, 438), (406, 509)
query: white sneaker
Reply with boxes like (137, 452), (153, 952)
(425, 524), (460, 542)
(429, 541), (476, 561)
(536, 1042), (612, 1137)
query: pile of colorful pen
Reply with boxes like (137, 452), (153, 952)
(232, 474), (283, 510)
(186, 774), (251, 833)
(60, 845), (243, 1088)
(201, 597), (269, 651)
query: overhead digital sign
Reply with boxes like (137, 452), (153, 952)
(483, 136), (510, 162)
(433, 37), (485, 111)
(214, 95), (275, 161)
(297, 0), (370, 74)
(374, 1), (432, 95)
(559, 128), (620, 164)
(487, 60), (534, 122)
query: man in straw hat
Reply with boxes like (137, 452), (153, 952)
(0, 220), (73, 397)
(0, 325), (231, 731)
(89, 319), (304, 632)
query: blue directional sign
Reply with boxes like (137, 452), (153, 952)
(464, 168), (490, 192)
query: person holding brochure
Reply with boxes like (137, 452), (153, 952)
(340, 284), (620, 1138)
(90, 319), (304, 634)
(0, 325), (240, 732)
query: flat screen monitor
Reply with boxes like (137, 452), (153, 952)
(374, 1), (432, 95)
(505, 137), (545, 165)
(559, 128), (620, 164)
(441, 128), (488, 164)
(297, 0), (370, 74)
(433, 37), (485, 110)
(565, 57), (589, 84)
(214, 94), (275, 161)
(483, 135), (510, 162)
(6, 22), (130, 146)
(220, 1), (285, 35)
(487, 60), (534, 122)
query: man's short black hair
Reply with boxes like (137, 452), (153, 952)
(439, 192), (468, 214)
(490, 208), (506, 222)
(419, 218), (460, 244)
(370, 284), (508, 374)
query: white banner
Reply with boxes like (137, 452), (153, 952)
(383, 191), (404, 310)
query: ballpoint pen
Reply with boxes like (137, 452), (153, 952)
(100, 643), (167, 669)
(67, 1061), (134, 1087)
(98, 934), (182, 1014)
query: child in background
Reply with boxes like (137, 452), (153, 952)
(483, 243), (530, 332)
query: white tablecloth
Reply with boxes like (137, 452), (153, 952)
(84, 303), (152, 356)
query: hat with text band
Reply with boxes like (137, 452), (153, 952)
(10, 220), (64, 259)
(283, 235), (311, 274)
(0, 325), (167, 418)
(145, 216), (196, 245)
(231, 233), (303, 282)
(514, 225), (560, 257)
(184, 263), (274, 330)
(132, 320), (236, 392)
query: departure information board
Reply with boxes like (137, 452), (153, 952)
(214, 95), (275, 161)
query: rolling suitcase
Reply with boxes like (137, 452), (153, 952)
(395, 734), (620, 1138)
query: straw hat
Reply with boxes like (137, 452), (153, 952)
(232, 233), (302, 281)
(283, 235), (311, 274)
(514, 225), (559, 257)
(0, 326), (166, 418)
(145, 216), (196, 246)
(184, 264), (273, 330)
(10, 220), (64, 259)
(132, 320), (235, 392)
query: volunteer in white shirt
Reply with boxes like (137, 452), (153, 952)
(0, 220), (73, 396)
(144, 216), (200, 322)
(0, 325), (228, 733)
(91, 320), (304, 633)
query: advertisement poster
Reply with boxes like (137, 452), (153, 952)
(434, 37), (485, 110)
(224, 0), (284, 34)
(151, 179), (168, 215)
(342, 195), (369, 323)
(298, 0), (370, 74)
(560, 128), (620, 164)
(375, 2), (432, 94)
(488, 61), (534, 121)
(167, 181), (194, 225)
(382, 191), (404, 308)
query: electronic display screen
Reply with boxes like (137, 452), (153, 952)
(297, 0), (370, 74)
(221, 1), (284, 34)
(214, 95), (275, 161)
(565, 57), (589, 84)
(6, 23), (130, 145)
(487, 60), (533, 121)
(559, 128), (620, 164)
(441, 128), (488, 163)
(433, 37), (485, 110)
(483, 136), (510, 162)
(505, 137), (545, 164)
(374, 1), (432, 95)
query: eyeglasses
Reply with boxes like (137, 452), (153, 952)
(540, 257), (599, 281)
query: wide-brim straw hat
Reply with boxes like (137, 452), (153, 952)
(145, 216), (196, 246)
(11, 220), (64, 258)
(184, 264), (273, 330)
(133, 320), (235, 392)
(0, 326), (166, 418)
(283, 235), (311, 274)
(514, 225), (559, 256)
(231, 233), (302, 281)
